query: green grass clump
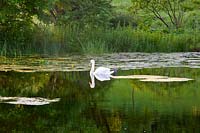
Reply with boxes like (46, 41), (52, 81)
(81, 27), (199, 53)
(80, 40), (109, 54)
(1, 24), (200, 57)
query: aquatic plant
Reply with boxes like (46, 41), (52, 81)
(1, 24), (200, 56)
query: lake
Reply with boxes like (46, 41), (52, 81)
(0, 52), (200, 132)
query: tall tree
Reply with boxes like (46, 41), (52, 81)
(0, 0), (49, 45)
(131, 0), (185, 29)
(49, 0), (113, 27)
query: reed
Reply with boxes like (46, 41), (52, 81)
(1, 24), (200, 56)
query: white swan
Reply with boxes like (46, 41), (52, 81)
(90, 59), (114, 82)
(88, 60), (193, 88)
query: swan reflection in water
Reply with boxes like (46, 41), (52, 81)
(89, 60), (193, 88)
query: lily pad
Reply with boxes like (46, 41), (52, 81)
(0, 96), (60, 105)
(1, 52), (200, 72)
(140, 77), (193, 82)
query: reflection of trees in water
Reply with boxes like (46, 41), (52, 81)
(0, 71), (50, 96)
(125, 109), (200, 132)
(0, 71), (115, 132)
(1, 68), (200, 132)
(0, 71), (91, 97)
(127, 68), (200, 132)
(39, 71), (90, 98)
(125, 82), (200, 132)
(83, 101), (124, 132)
(130, 67), (200, 98)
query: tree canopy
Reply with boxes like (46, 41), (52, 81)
(130, 0), (200, 29)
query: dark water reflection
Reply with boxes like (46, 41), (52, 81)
(0, 67), (200, 132)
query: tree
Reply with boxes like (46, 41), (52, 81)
(131, 0), (186, 29)
(0, 0), (49, 47)
(49, 0), (113, 27)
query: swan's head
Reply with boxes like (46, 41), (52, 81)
(90, 59), (95, 64)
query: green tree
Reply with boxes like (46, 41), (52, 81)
(131, 0), (185, 29)
(49, 0), (113, 27)
(0, 0), (50, 53)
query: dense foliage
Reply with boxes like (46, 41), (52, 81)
(49, 0), (112, 26)
(0, 0), (48, 54)
(0, 0), (200, 56)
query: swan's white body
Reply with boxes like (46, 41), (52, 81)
(90, 60), (114, 81)
(93, 67), (114, 81)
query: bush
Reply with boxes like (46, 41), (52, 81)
(1, 24), (200, 56)
(110, 13), (137, 28)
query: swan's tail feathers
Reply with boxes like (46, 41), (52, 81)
(110, 71), (114, 74)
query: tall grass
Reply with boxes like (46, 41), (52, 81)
(1, 24), (200, 56)
(80, 40), (110, 54)
(77, 26), (200, 53)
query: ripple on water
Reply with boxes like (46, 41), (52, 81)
(0, 52), (200, 72)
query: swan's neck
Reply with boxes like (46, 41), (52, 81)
(90, 61), (95, 73)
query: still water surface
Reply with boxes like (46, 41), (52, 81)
(0, 53), (200, 132)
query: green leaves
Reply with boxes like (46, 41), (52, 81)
(130, 0), (186, 30)
(50, 0), (113, 27)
